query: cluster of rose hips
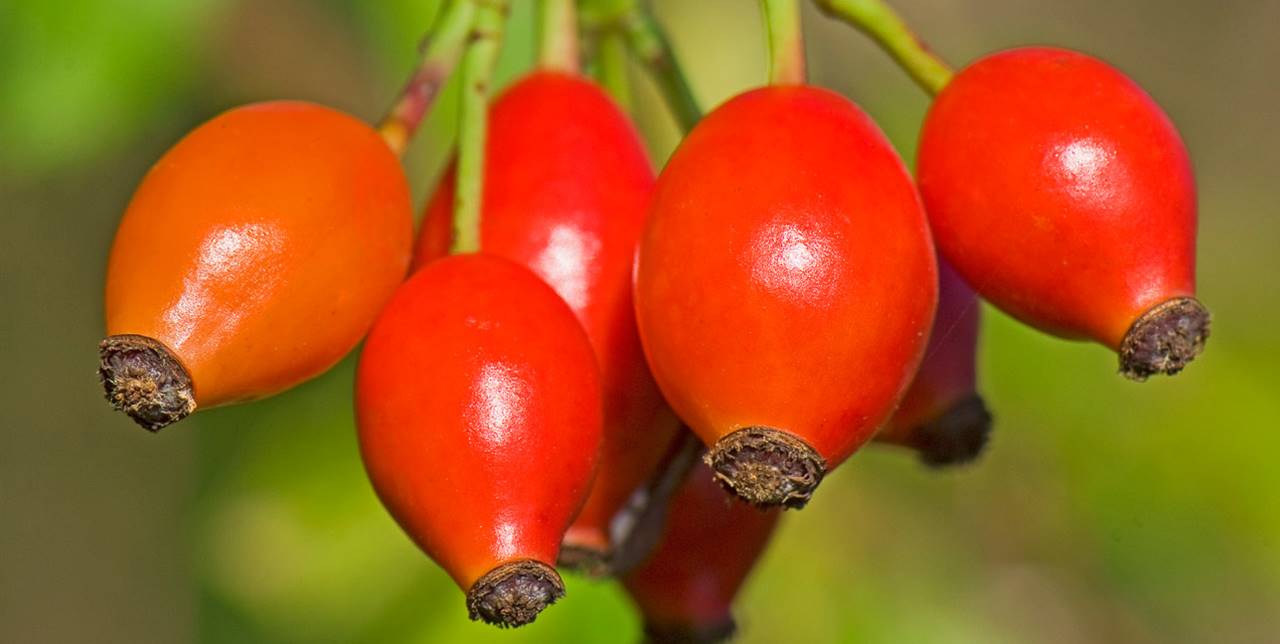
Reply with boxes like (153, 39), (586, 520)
(97, 0), (1207, 639)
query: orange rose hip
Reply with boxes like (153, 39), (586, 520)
(100, 101), (413, 430)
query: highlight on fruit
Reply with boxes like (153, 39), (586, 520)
(94, 0), (1212, 635)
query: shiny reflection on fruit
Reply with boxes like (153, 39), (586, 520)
(492, 521), (520, 560)
(532, 223), (601, 313)
(748, 219), (838, 305)
(466, 363), (530, 450)
(163, 221), (287, 348)
(1049, 137), (1126, 208)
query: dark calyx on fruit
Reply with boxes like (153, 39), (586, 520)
(466, 559), (566, 628)
(705, 426), (826, 509)
(643, 617), (737, 644)
(557, 544), (611, 578)
(98, 334), (195, 432)
(909, 393), (993, 469)
(1119, 297), (1210, 381)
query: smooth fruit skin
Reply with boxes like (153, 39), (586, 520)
(104, 100), (412, 414)
(917, 47), (1200, 361)
(634, 85), (937, 505)
(623, 464), (780, 643)
(876, 258), (992, 467)
(416, 71), (680, 561)
(355, 254), (602, 624)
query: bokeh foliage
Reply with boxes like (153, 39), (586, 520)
(3, 1), (1279, 643)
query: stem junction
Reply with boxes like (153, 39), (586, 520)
(761, 0), (807, 85)
(538, 0), (581, 73)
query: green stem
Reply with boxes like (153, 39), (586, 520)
(761, 0), (806, 84)
(538, 0), (580, 73)
(593, 31), (633, 111)
(378, 0), (477, 156)
(451, 0), (509, 255)
(613, 2), (702, 131)
(814, 0), (953, 95)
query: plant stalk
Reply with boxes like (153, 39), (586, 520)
(612, 1), (701, 130)
(592, 31), (633, 111)
(538, 0), (581, 73)
(450, 0), (509, 255)
(814, 0), (953, 95)
(378, 0), (477, 155)
(761, 0), (807, 84)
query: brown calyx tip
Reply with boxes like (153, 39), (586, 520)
(643, 617), (737, 644)
(98, 334), (195, 432)
(705, 426), (826, 509)
(1119, 297), (1210, 381)
(912, 394), (993, 469)
(466, 559), (565, 628)
(557, 544), (611, 578)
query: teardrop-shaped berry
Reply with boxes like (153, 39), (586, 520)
(101, 101), (412, 430)
(356, 253), (602, 628)
(623, 464), (780, 643)
(917, 47), (1207, 380)
(416, 71), (680, 569)
(635, 85), (938, 508)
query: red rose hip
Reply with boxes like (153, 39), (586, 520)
(875, 258), (992, 467)
(623, 464), (781, 643)
(355, 253), (603, 627)
(635, 86), (938, 508)
(917, 47), (1208, 380)
(416, 71), (681, 570)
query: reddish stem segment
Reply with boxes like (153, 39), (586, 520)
(377, 0), (477, 155)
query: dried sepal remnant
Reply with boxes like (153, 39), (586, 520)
(466, 559), (566, 628)
(910, 393), (993, 469)
(1119, 297), (1210, 381)
(98, 334), (195, 432)
(705, 427), (826, 509)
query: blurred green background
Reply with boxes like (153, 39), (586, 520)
(3, 0), (1278, 642)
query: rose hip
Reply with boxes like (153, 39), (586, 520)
(355, 253), (602, 628)
(624, 464), (780, 643)
(635, 85), (937, 508)
(415, 71), (681, 569)
(100, 101), (412, 430)
(917, 47), (1207, 380)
